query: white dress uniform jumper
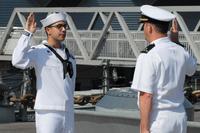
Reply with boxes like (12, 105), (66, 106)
(12, 13), (76, 133)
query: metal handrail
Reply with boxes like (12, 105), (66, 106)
(1, 6), (200, 66)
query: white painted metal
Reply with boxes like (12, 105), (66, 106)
(174, 11), (200, 62)
(17, 12), (26, 28)
(194, 20), (200, 32)
(115, 12), (140, 57)
(1, 6), (200, 67)
(65, 13), (90, 60)
(99, 12), (113, 31)
(89, 12), (114, 59)
(87, 12), (98, 30)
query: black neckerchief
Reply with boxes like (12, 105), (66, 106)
(44, 44), (73, 79)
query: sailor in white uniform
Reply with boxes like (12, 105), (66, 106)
(131, 5), (197, 133)
(12, 12), (76, 133)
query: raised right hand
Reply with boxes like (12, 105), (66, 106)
(170, 18), (178, 33)
(170, 18), (179, 43)
(25, 13), (37, 33)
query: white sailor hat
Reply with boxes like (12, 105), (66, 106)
(40, 12), (67, 27)
(140, 5), (175, 23)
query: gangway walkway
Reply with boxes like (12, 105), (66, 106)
(0, 6), (200, 67)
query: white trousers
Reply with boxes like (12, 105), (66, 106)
(150, 107), (187, 133)
(35, 110), (74, 133)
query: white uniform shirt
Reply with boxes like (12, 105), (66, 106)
(131, 37), (196, 110)
(12, 34), (76, 111)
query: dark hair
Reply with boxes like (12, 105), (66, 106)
(150, 21), (170, 34)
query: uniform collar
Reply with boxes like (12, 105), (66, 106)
(150, 37), (169, 46)
(42, 40), (65, 50)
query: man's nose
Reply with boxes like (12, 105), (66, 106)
(61, 26), (66, 31)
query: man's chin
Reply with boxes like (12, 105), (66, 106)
(59, 36), (66, 41)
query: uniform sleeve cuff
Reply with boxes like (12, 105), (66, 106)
(22, 30), (33, 37)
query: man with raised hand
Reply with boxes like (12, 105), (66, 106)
(12, 12), (76, 133)
(131, 5), (196, 133)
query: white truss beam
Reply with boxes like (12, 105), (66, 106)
(115, 12), (140, 57)
(65, 13), (89, 60)
(89, 12), (114, 60)
(1, 6), (200, 67)
(174, 11), (200, 63)
(87, 12), (98, 30)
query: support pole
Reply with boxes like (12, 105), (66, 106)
(102, 60), (110, 94)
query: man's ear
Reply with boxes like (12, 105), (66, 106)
(45, 27), (51, 36)
(148, 23), (153, 34)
